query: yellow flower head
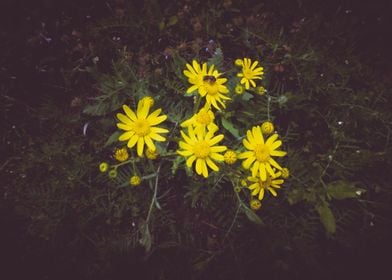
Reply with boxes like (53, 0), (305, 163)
(130, 175), (142, 186)
(281, 167), (290, 178)
(250, 199), (261, 210)
(261, 121), (274, 135)
(183, 60), (230, 110)
(145, 148), (159, 160)
(240, 179), (248, 187)
(180, 105), (218, 135)
(236, 58), (264, 89)
(116, 99), (169, 157)
(238, 126), (286, 181)
(234, 186), (242, 193)
(224, 150), (237, 164)
(177, 126), (227, 178)
(99, 162), (109, 173)
(247, 174), (284, 201)
(234, 84), (244, 95)
(114, 147), (129, 162)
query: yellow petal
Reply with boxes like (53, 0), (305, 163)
(266, 133), (279, 146)
(195, 158), (203, 175)
(259, 163), (267, 181)
(137, 137), (144, 157)
(178, 150), (193, 157)
(186, 155), (196, 167)
(210, 153), (224, 161)
(144, 136), (156, 151)
(119, 131), (134, 141)
(201, 160), (208, 178)
(268, 158), (283, 170)
(270, 150), (287, 157)
(137, 100), (150, 120)
(117, 113), (132, 125)
(148, 115), (167, 126)
(117, 123), (131, 131)
(206, 158), (219, 172)
(122, 105), (137, 121)
(127, 135), (138, 148)
(243, 156), (256, 169)
(149, 133), (166, 142)
(210, 146), (227, 153)
(258, 188), (265, 200)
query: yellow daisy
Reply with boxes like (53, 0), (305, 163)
(177, 126), (227, 178)
(236, 58), (264, 89)
(183, 60), (230, 110)
(238, 126), (286, 181)
(247, 173), (284, 201)
(180, 105), (218, 135)
(116, 98), (169, 157)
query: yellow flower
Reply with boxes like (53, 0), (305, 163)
(177, 126), (227, 178)
(145, 148), (159, 160)
(234, 59), (243, 67)
(261, 121), (274, 135)
(236, 58), (264, 89)
(116, 99), (169, 157)
(130, 175), (142, 186)
(180, 105), (219, 135)
(281, 167), (290, 178)
(247, 174), (284, 201)
(114, 147), (129, 162)
(99, 162), (109, 173)
(238, 126), (286, 181)
(224, 150), (237, 164)
(183, 60), (230, 110)
(234, 84), (244, 94)
(250, 199), (261, 210)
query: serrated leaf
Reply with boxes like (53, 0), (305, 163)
(104, 131), (121, 147)
(326, 180), (365, 200)
(316, 202), (336, 234)
(221, 118), (240, 138)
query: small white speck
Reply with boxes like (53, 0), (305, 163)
(131, 222), (136, 227)
(345, 10), (352, 14)
(344, 60), (349, 65)
(337, 121), (343, 125)
(320, 73), (324, 77)
(12, 125), (16, 129)
(83, 122), (89, 136)
(355, 190), (362, 196)
(356, 150), (360, 154)
(86, 15), (91, 19)
(328, 155), (333, 160)
(370, 221), (374, 226)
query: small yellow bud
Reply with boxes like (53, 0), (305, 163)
(240, 179), (248, 187)
(250, 199), (261, 210)
(281, 168), (290, 179)
(108, 169), (118, 178)
(256, 86), (267, 96)
(99, 162), (109, 173)
(261, 121), (274, 135)
(140, 96), (154, 107)
(234, 84), (244, 95)
(114, 147), (129, 162)
(224, 150), (237, 165)
(145, 148), (159, 160)
(130, 175), (142, 186)
(234, 186), (242, 193)
(234, 58), (243, 67)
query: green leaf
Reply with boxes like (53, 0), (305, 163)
(104, 131), (121, 147)
(242, 205), (263, 225)
(241, 92), (254, 101)
(221, 118), (240, 138)
(316, 202), (336, 234)
(326, 180), (365, 200)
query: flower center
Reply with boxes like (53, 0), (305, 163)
(134, 119), (151, 136)
(254, 144), (270, 162)
(196, 111), (212, 125)
(204, 82), (219, 95)
(193, 141), (211, 159)
(260, 176), (272, 189)
(243, 69), (254, 79)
